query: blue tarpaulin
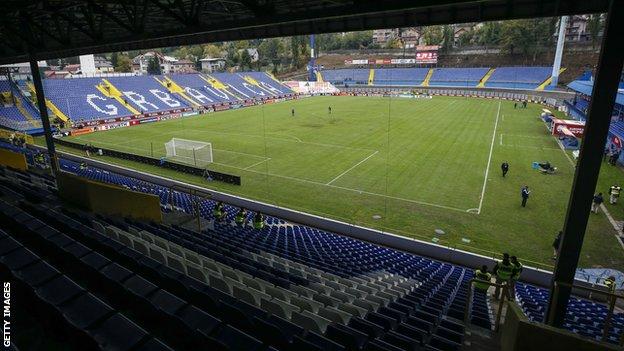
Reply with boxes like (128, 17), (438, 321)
(567, 80), (624, 107)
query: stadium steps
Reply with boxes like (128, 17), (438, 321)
(421, 68), (434, 87)
(368, 69), (375, 86)
(477, 68), (495, 88)
(316, 71), (324, 82)
(44, 99), (71, 124)
(201, 74), (243, 100)
(25, 81), (71, 125)
(154, 76), (201, 107)
(13, 98), (38, 126)
(241, 74), (276, 96)
(535, 68), (566, 91)
(96, 79), (141, 114)
(265, 72), (294, 90)
(7, 80), (38, 126)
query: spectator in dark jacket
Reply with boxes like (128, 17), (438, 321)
(591, 193), (604, 213)
(552, 231), (562, 259)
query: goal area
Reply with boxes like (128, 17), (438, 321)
(165, 138), (213, 167)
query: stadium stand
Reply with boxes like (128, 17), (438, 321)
(428, 68), (490, 87)
(42, 77), (135, 122)
(1, 140), (496, 351)
(484, 66), (552, 90)
(0, 80), (38, 132)
(209, 73), (269, 99)
(168, 74), (238, 104)
(320, 66), (558, 90)
(0, 72), (295, 132)
(320, 69), (370, 86)
(515, 283), (624, 344)
(104, 76), (192, 113)
(372, 68), (430, 86)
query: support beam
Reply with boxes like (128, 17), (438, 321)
(550, 16), (567, 88)
(546, 0), (624, 328)
(29, 56), (58, 174)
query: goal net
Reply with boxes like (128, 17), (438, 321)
(165, 138), (213, 167)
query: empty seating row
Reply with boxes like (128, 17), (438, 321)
(0, 163), (471, 350)
(516, 282), (624, 344)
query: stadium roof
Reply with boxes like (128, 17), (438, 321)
(568, 79), (624, 106)
(0, 0), (610, 65)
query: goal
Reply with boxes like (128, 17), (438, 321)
(165, 138), (213, 167)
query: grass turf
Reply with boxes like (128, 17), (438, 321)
(53, 95), (624, 271)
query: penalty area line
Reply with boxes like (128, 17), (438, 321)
(244, 158), (272, 170)
(477, 100), (501, 215)
(326, 150), (379, 185)
(209, 161), (468, 213)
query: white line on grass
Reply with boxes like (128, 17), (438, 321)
(244, 158), (272, 170)
(500, 134), (552, 139)
(326, 150), (379, 185)
(499, 144), (561, 151)
(477, 100), (501, 214)
(213, 148), (267, 159)
(156, 129), (375, 152)
(554, 138), (576, 167)
(266, 133), (302, 142)
(208, 160), (468, 213)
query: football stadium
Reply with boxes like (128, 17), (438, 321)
(1, 1), (623, 350)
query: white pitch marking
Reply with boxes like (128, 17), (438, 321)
(326, 150), (379, 185)
(213, 148), (267, 159)
(244, 158), (272, 170)
(499, 134), (503, 146)
(477, 100), (501, 215)
(158, 129), (374, 152)
(208, 160), (468, 213)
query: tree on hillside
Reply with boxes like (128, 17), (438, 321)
(422, 26), (443, 45)
(115, 55), (132, 72)
(147, 56), (161, 74)
(225, 43), (240, 68)
(240, 49), (252, 70)
(110, 52), (119, 68)
(203, 44), (223, 58)
(441, 25), (454, 52)
(457, 30), (474, 47)
(587, 14), (603, 50)
(475, 22), (502, 52)
(290, 36), (308, 68)
(258, 38), (285, 70)
(341, 31), (373, 49)
(500, 18), (554, 60)
(385, 38), (403, 49)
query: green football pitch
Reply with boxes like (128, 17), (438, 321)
(54, 95), (624, 271)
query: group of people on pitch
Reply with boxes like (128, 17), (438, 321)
(473, 253), (523, 300)
(212, 201), (266, 230)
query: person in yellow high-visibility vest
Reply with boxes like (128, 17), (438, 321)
(235, 208), (247, 226)
(605, 276), (617, 294)
(474, 265), (492, 293)
(213, 202), (226, 222)
(493, 253), (514, 300)
(609, 185), (621, 204)
(510, 256), (523, 298)
(253, 212), (265, 230)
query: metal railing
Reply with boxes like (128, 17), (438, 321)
(167, 184), (213, 232)
(549, 280), (624, 345)
(464, 279), (509, 332)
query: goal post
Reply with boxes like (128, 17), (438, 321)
(164, 138), (213, 167)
